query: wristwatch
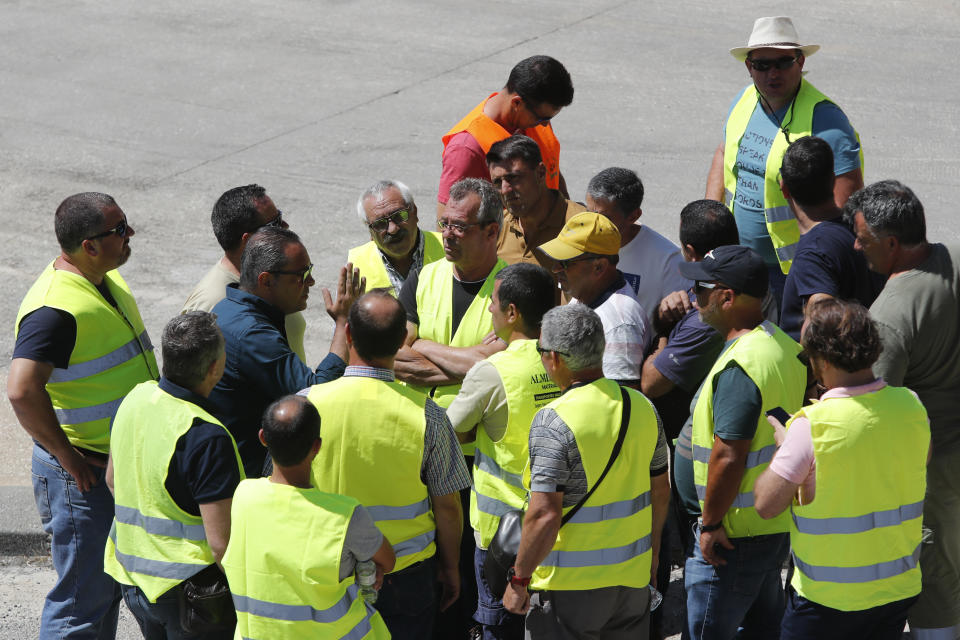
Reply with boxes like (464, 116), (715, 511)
(507, 566), (531, 587)
(700, 520), (723, 533)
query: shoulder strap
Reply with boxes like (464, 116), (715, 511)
(560, 385), (631, 527)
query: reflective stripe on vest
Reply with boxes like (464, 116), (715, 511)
(15, 263), (158, 453)
(722, 79), (862, 274)
(788, 386), (928, 611)
(691, 322), (805, 538)
(308, 377), (436, 572)
(346, 232), (445, 296)
(223, 478), (390, 640)
(103, 381), (244, 602)
(442, 93), (562, 190)
(530, 379), (659, 591)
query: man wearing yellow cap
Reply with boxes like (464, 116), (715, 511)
(537, 212), (651, 387)
(705, 16), (863, 311)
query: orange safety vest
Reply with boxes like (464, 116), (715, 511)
(442, 93), (561, 189)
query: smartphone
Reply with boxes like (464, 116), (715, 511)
(765, 407), (791, 424)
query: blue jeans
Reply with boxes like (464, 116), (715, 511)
(684, 526), (789, 640)
(781, 585), (916, 640)
(32, 443), (121, 639)
(473, 546), (524, 639)
(375, 556), (439, 640)
(122, 583), (232, 640)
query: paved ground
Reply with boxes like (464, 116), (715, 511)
(0, 0), (957, 636)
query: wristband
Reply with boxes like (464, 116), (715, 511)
(507, 566), (531, 587)
(700, 521), (723, 533)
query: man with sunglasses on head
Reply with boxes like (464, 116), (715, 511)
(349, 179), (445, 297)
(207, 227), (362, 478)
(439, 55), (574, 215)
(9, 192), (159, 638)
(705, 17), (863, 313)
(182, 184), (309, 362)
(679, 245), (806, 639)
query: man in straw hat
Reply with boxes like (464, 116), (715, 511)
(705, 16), (863, 313)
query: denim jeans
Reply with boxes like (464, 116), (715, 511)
(473, 546), (524, 639)
(122, 583), (233, 640)
(684, 526), (789, 640)
(375, 555), (439, 640)
(32, 443), (121, 639)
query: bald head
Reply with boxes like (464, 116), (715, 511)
(347, 289), (407, 362)
(261, 395), (320, 467)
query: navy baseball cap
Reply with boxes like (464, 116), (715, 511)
(679, 245), (768, 298)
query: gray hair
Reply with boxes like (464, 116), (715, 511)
(844, 180), (926, 246)
(540, 304), (605, 372)
(239, 227), (302, 290)
(54, 192), (116, 253)
(355, 180), (415, 224)
(586, 167), (644, 214)
(448, 178), (503, 227)
(162, 311), (224, 389)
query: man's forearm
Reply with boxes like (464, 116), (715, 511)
(412, 339), (503, 379)
(431, 492), (463, 574)
(327, 318), (349, 362)
(650, 473), (670, 564)
(8, 378), (72, 457)
(705, 144), (726, 201)
(640, 338), (675, 398)
(393, 345), (459, 386)
(702, 440), (749, 525)
(514, 492), (562, 577)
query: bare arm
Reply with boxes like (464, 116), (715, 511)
(323, 263), (366, 362)
(394, 345), (458, 386)
(641, 337), (676, 399)
(705, 144), (725, 201)
(754, 467), (800, 520)
(504, 490), (562, 614)
(430, 491), (463, 612)
(7, 358), (99, 491)
(411, 338), (505, 379)
(649, 472), (670, 587)
(699, 436), (751, 566)
(198, 498), (233, 567)
(370, 535), (396, 590)
(106, 453), (115, 496)
(833, 168), (864, 209)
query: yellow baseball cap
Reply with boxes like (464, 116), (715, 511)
(537, 212), (621, 261)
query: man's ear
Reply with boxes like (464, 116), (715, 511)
(345, 322), (354, 348)
(627, 207), (642, 225)
(536, 162), (547, 183)
(257, 271), (273, 289)
(258, 428), (267, 447)
(80, 239), (99, 258)
(779, 178), (791, 201)
(505, 302), (520, 324)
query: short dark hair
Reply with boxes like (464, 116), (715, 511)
(348, 289), (407, 361)
(505, 55), (573, 108)
(780, 137), (835, 207)
(494, 263), (556, 333)
(211, 184), (268, 252)
(54, 192), (116, 253)
(162, 311), (224, 389)
(802, 298), (882, 373)
(845, 180), (926, 245)
(261, 396), (320, 467)
(239, 227), (301, 291)
(586, 168), (644, 214)
(679, 200), (740, 256)
(486, 135), (543, 169)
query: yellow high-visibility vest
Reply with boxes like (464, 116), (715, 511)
(347, 230), (445, 296)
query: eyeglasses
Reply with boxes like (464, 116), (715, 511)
(523, 99), (555, 126)
(86, 217), (128, 241)
(746, 55), (800, 72)
(368, 208), (410, 233)
(438, 219), (485, 235)
(269, 263), (314, 284)
(536, 343), (570, 357)
(694, 281), (737, 294)
(556, 255), (598, 271)
(262, 210), (284, 229)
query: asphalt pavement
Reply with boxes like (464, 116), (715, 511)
(0, 0), (956, 636)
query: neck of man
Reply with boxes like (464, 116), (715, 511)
(454, 252), (498, 283)
(717, 309), (765, 343)
(57, 252), (106, 286)
(792, 200), (842, 234)
(579, 267), (619, 306)
(347, 349), (395, 371)
(383, 230), (419, 278)
(890, 242), (933, 278)
(562, 368), (604, 391)
(484, 89), (521, 132)
(620, 221), (641, 247)
(758, 82), (801, 114)
(270, 463), (313, 489)
(221, 252), (242, 277)
(505, 324), (537, 346)
(516, 190), (556, 243)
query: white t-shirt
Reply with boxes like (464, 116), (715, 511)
(618, 224), (691, 329)
(573, 280), (651, 382)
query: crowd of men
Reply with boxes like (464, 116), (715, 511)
(8, 14), (960, 640)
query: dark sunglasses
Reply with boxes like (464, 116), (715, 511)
(694, 281), (737, 294)
(368, 208), (410, 232)
(747, 55), (800, 72)
(86, 217), (128, 241)
(523, 99), (554, 126)
(269, 263), (314, 284)
(262, 210), (284, 229)
(536, 343), (570, 357)
(557, 255), (598, 271)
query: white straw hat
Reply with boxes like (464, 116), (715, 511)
(730, 17), (820, 62)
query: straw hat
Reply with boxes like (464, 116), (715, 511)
(730, 17), (820, 61)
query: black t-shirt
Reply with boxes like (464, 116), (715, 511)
(399, 267), (486, 337)
(159, 378), (243, 515)
(780, 218), (886, 341)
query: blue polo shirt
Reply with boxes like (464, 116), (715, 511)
(207, 285), (345, 477)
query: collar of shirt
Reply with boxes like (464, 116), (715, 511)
(158, 376), (216, 414)
(819, 378), (886, 400)
(343, 365), (395, 382)
(224, 283), (286, 329)
(378, 229), (425, 295)
(584, 270), (627, 309)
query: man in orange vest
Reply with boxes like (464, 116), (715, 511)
(439, 55), (574, 215)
